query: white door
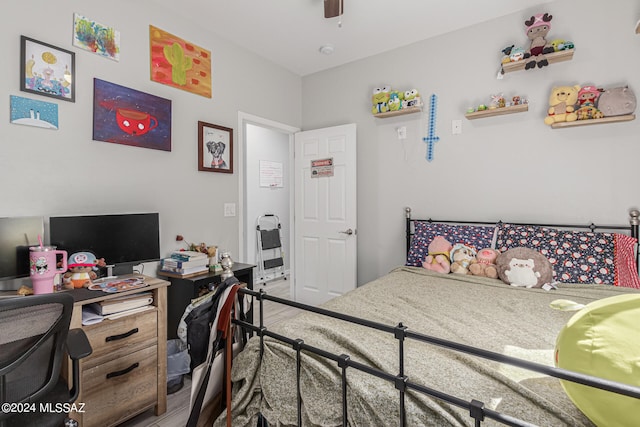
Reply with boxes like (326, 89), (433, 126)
(294, 123), (357, 305)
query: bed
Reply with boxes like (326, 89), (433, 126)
(213, 209), (640, 427)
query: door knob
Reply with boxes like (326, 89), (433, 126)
(339, 228), (354, 235)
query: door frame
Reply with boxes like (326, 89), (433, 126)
(237, 111), (300, 295)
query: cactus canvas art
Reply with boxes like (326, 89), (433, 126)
(149, 25), (211, 98)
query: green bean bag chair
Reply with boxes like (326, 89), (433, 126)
(555, 294), (640, 427)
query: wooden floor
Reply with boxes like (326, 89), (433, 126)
(119, 278), (299, 427)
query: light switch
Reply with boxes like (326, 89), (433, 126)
(224, 203), (236, 217)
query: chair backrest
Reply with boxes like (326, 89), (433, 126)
(0, 292), (73, 411)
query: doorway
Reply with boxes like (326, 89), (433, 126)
(238, 112), (299, 294)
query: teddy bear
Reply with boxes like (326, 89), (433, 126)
(422, 236), (453, 274)
(544, 85), (580, 125)
(469, 248), (500, 279)
(63, 251), (105, 289)
(449, 244), (477, 275)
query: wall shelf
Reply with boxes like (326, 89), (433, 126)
(465, 103), (528, 120)
(373, 106), (422, 118)
(501, 49), (575, 74)
(550, 114), (635, 129)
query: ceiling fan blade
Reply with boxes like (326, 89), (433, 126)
(324, 0), (343, 18)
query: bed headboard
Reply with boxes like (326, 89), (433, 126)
(405, 207), (640, 274)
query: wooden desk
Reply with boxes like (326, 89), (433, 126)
(66, 275), (170, 427)
(158, 263), (255, 340)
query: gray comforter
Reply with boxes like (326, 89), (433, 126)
(216, 267), (638, 426)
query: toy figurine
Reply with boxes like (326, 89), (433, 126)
(372, 86), (391, 114)
(63, 251), (105, 289)
(523, 13), (554, 69)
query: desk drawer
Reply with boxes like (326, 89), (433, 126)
(81, 345), (158, 427)
(83, 309), (157, 366)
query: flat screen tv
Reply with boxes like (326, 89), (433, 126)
(0, 216), (44, 281)
(49, 213), (160, 276)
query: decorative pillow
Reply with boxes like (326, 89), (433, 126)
(495, 223), (640, 288)
(495, 247), (553, 288)
(406, 222), (496, 267)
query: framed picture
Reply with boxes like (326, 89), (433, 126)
(93, 78), (172, 151)
(198, 121), (233, 173)
(20, 36), (75, 102)
(150, 25), (212, 98)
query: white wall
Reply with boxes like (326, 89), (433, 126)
(5, 0), (640, 290)
(245, 123), (290, 281)
(301, 0), (640, 285)
(0, 0), (301, 278)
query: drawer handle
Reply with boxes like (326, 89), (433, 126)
(105, 327), (139, 342)
(106, 362), (139, 379)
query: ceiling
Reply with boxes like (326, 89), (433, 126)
(158, 0), (555, 76)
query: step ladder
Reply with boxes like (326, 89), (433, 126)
(256, 214), (286, 284)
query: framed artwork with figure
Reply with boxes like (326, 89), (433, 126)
(198, 121), (233, 174)
(20, 36), (75, 102)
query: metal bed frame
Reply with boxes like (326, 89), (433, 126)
(232, 208), (640, 427)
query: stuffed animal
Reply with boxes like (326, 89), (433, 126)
(509, 47), (526, 62)
(496, 247), (553, 288)
(372, 86), (391, 114)
(500, 44), (515, 64)
(449, 244), (477, 275)
(388, 90), (402, 112)
(469, 248), (500, 279)
(63, 251), (104, 289)
(523, 13), (554, 70)
(575, 85), (604, 120)
(402, 89), (421, 108)
(544, 85), (580, 125)
(422, 236), (453, 274)
(597, 86), (636, 117)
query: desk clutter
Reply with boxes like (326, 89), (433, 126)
(82, 291), (154, 325)
(159, 250), (211, 277)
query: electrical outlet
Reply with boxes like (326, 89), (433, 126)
(224, 203), (236, 217)
(452, 119), (462, 135)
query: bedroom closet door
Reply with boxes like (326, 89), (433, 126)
(294, 123), (357, 305)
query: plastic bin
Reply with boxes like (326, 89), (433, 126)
(167, 339), (191, 394)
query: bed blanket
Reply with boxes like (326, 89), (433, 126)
(215, 267), (639, 426)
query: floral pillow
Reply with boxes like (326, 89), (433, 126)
(406, 222), (496, 267)
(495, 223), (640, 288)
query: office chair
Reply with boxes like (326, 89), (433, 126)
(0, 292), (92, 427)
